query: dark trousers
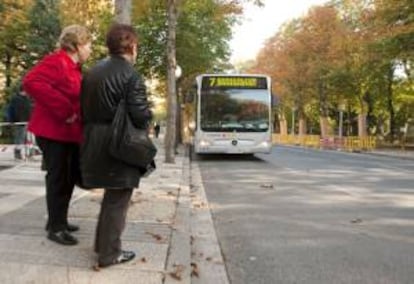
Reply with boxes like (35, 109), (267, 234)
(36, 137), (79, 232)
(95, 188), (133, 264)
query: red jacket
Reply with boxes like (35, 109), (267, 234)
(23, 49), (83, 143)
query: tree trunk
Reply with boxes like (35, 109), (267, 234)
(299, 118), (307, 136)
(273, 113), (279, 133)
(165, 0), (178, 163)
(298, 108), (306, 136)
(386, 67), (395, 142)
(5, 51), (12, 90)
(279, 113), (288, 135)
(114, 0), (131, 24)
(358, 114), (367, 137)
(319, 81), (329, 138)
(319, 116), (330, 137)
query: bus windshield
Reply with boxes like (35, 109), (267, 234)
(200, 88), (269, 132)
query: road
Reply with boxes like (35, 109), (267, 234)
(196, 146), (414, 284)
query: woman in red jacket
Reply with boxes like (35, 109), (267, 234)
(23, 25), (92, 246)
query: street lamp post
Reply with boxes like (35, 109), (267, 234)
(338, 103), (346, 138)
(175, 65), (182, 149)
(291, 106), (297, 135)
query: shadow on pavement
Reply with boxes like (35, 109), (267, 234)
(192, 153), (265, 162)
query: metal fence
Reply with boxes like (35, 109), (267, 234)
(273, 134), (377, 152)
(0, 122), (40, 160)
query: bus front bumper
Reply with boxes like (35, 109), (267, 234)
(194, 140), (271, 154)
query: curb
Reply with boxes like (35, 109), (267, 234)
(189, 162), (230, 284)
(165, 157), (191, 284)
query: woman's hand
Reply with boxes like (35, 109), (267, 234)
(65, 114), (77, 124)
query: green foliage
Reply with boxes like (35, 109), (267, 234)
(59, 0), (113, 66)
(0, 0), (32, 103)
(252, 0), (413, 138)
(24, 0), (61, 69)
(134, 0), (238, 86)
(134, 0), (167, 77)
(0, 0), (113, 105)
(177, 0), (234, 78)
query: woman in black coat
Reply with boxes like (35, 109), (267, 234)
(80, 24), (152, 267)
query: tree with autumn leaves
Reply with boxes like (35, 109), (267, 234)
(251, 0), (413, 142)
(131, 0), (251, 161)
(0, 0), (262, 159)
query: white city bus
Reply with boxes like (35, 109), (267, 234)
(189, 74), (272, 155)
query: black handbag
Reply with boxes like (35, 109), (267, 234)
(108, 74), (157, 169)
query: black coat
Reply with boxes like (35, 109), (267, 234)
(80, 55), (152, 189)
(8, 92), (32, 122)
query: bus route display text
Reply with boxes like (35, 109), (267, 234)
(202, 76), (268, 89)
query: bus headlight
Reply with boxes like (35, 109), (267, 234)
(258, 141), (271, 148)
(199, 140), (211, 147)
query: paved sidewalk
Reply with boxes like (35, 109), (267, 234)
(0, 140), (229, 284)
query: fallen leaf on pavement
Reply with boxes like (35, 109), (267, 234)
(213, 260), (224, 264)
(92, 264), (101, 271)
(191, 262), (199, 278)
(260, 183), (274, 189)
(146, 231), (163, 241)
(193, 202), (207, 209)
(129, 199), (142, 205)
(169, 264), (185, 280)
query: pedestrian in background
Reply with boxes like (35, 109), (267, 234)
(154, 122), (160, 138)
(23, 25), (92, 246)
(80, 24), (153, 267)
(6, 84), (32, 159)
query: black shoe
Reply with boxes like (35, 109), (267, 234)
(99, 250), (136, 267)
(66, 223), (79, 232)
(45, 223), (79, 232)
(47, 230), (78, 246)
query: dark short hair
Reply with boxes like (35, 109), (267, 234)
(106, 24), (138, 55)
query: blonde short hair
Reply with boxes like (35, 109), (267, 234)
(58, 25), (91, 53)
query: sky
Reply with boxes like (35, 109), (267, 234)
(230, 0), (328, 63)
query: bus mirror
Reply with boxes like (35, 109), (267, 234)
(188, 121), (196, 131)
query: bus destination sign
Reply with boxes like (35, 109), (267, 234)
(202, 76), (268, 89)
